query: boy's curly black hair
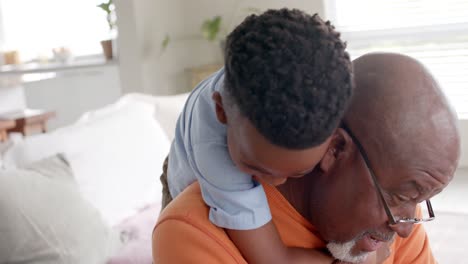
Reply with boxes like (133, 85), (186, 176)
(224, 8), (353, 149)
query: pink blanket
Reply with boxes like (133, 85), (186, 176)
(107, 203), (161, 264)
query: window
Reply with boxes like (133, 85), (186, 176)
(326, 0), (468, 117)
(0, 0), (111, 62)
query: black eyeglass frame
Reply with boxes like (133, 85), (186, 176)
(340, 122), (435, 225)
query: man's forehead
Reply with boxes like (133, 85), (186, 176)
(377, 165), (451, 200)
(351, 113), (457, 195)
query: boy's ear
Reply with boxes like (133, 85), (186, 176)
(319, 128), (351, 173)
(212, 91), (227, 124)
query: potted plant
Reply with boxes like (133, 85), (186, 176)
(97, 0), (116, 60)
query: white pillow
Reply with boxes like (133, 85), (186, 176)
(3, 101), (170, 226)
(76, 93), (144, 124)
(76, 92), (189, 141)
(152, 93), (189, 141)
(0, 155), (121, 264)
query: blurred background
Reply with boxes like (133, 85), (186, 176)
(0, 1), (466, 263)
(0, 0), (466, 126)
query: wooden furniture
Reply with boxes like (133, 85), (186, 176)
(0, 109), (56, 136)
(187, 63), (223, 89)
(3, 50), (21, 65)
(0, 119), (15, 142)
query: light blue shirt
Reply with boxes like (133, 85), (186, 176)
(167, 68), (272, 230)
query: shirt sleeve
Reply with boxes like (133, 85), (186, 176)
(191, 142), (272, 230)
(152, 218), (246, 264)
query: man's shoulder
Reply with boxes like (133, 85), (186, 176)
(158, 183), (209, 223)
(155, 182), (231, 246)
(153, 183), (246, 263)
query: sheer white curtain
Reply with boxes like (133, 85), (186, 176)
(326, 0), (468, 116)
(0, 0), (110, 61)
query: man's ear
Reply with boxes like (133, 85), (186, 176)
(212, 91), (227, 124)
(319, 128), (352, 173)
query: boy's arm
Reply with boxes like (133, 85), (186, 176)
(227, 220), (335, 264)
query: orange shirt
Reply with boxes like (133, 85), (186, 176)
(153, 183), (435, 264)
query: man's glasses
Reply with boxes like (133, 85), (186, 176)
(341, 122), (435, 225)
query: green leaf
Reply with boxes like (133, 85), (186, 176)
(201, 16), (222, 41)
(161, 34), (170, 51)
(97, 0), (112, 14)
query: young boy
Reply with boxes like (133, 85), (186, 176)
(162, 8), (353, 263)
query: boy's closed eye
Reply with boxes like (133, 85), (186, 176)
(241, 161), (315, 179)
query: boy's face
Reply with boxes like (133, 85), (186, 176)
(213, 92), (331, 186)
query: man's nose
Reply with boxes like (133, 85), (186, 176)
(388, 222), (414, 238)
(385, 203), (417, 238)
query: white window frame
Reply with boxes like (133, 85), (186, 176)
(324, 0), (468, 116)
(325, 1), (468, 50)
(325, 0), (468, 168)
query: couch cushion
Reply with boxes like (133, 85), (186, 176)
(0, 155), (121, 264)
(3, 100), (170, 226)
(152, 93), (189, 141)
(77, 93), (189, 141)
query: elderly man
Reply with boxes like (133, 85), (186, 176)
(152, 53), (460, 263)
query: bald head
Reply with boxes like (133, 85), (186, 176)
(345, 52), (460, 180)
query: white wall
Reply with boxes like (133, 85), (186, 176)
(457, 120), (468, 168)
(0, 86), (26, 113)
(116, 0), (325, 95)
(114, 0), (144, 95)
(134, 0), (188, 95)
(23, 65), (121, 130)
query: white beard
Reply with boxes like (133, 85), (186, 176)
(327, 239), (371, 263)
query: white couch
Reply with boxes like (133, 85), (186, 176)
(0, 92), (189, 263)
